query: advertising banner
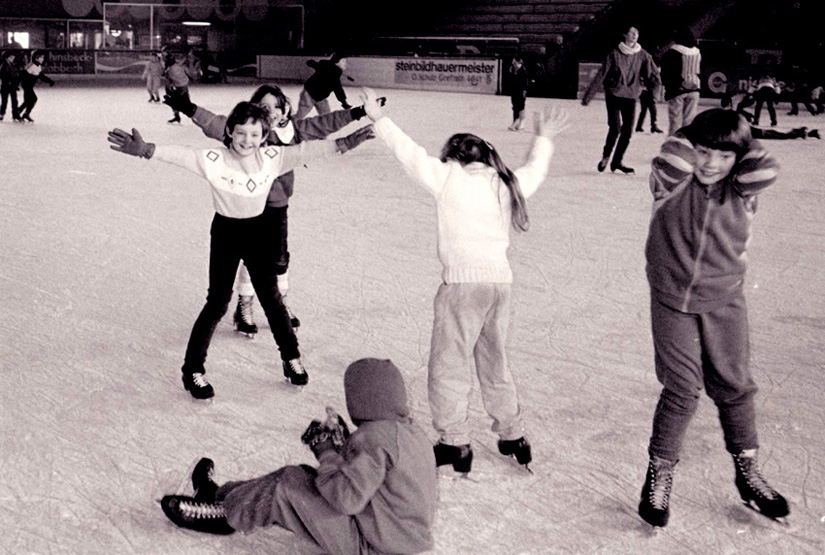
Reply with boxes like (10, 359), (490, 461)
(259, 56), (500, 95)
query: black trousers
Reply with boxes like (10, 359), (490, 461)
(182, 213), (299, 374)
(602, 94), (637, 167)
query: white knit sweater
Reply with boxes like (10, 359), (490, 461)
(373, 117), (554, 283)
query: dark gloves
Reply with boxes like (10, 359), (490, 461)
(351, 97), (386, 120)
(163, 93), (197, 118)
(301, 407), (351, 459)
(107, 128), (155, 159)
(335, 124), (375, 154)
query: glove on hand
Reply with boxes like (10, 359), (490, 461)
(107, 128), (155, 159)
(301, 407), (351, 458)
(335, 124), (375, 154)
(163, 93), (197, 117)
(351, 97), (386, 120)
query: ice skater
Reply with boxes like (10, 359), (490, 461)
(160, 358), (438, 555)
(752, 73), (780, 127)
(0, 50), (22, 122)
(294, 53), (352, 119)
(361, 87), (569, 474)
(508, 56), (529, 131)
(639, 108), (789, 527)
(660, 26), (702, 135)
(582, 24), (659, 174)
(18, 50), (54, 123)
(635, 65), (663, 134)
(107, 101), (374, 398)
(142, 52), (163, 103)
(164, 84), (377, 337)
(163, 53), (194, 124)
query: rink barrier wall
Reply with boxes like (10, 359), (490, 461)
(259, 56), (502, 95)
(48, 50), (502, 94)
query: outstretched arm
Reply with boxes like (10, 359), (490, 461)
(516, 105), (570, 198)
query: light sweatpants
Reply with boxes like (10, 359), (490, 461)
(218, 465), (381, 555)
(428, 282), (524, 446)
(667, 91), (700, 135)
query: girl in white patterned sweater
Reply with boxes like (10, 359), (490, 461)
(361, 88), (569, 474)
(108, 101), (373, 398)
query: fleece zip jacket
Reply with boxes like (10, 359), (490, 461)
(645, 133), (778, 313)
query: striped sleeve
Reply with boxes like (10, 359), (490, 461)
(649, 133), (695, 199)
(731, 140), (779, 197)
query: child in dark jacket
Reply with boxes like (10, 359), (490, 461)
(0, 50), (22, 122)
(18, 50), (54, 123)
(638, 108), (789, 528)
(295, 53), (351, 119)
(160, 358), (438, 555)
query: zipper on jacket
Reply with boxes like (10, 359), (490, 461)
(681, 193), (714, 311)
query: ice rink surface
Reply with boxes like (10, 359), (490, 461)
(1, 81), (823, 554)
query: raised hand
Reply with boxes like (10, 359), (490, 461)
(359, 87), (384, 122)
(534, 104), (571, 140)
(107, 128), (155, 158)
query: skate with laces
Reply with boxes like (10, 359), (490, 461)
(732, 449), (790, 524)
(233, 295), (258, 337)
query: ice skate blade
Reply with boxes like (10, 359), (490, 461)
(742, 500), (791, 526)
(233, 330), (256, 339)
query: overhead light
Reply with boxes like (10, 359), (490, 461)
(182, 21), (211, 26)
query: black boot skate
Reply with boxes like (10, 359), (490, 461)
(638, 456), (677, 527)
(182, 372), (215, 400)
(160, 495), (234, 535)
(192, 457), (219, 503)
(732, 449), (790, 521)
(498, 437), (533, 471)
(433, 442), (473, 473)
(283, 358), (308, 386)
(233, 295), (258, 337)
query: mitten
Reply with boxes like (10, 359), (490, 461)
(163, 93), (197, 117)
(335, 124), (374, 153)
(350, 97), (385, 120)
(107, 128), (155, 159)
(301, 407), (350, 458)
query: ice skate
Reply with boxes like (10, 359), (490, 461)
(434, 441), (473, 474)
(167, 115), (181, 124)
(611, 163), (635, 174)
(192, 457), (218, 503)
(160, 495), (234, 535)
(638, 456), (677, 528)
(182, 372), (215, 400)
(497, 437), (533, 472)
(651, 125), (663, 133)
(733, 449), (790, 523)
(283, 358), (308, 386)
(597, 157), (609, 172)
(233, 295), (258, 337)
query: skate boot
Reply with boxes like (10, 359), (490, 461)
(638, 456), (677, 527)
(611, 163), (635, 174)
(597, 157), (610, 172)
(160, 495), (234, 535)
(498, 437), (533, 470)
(732, 449), (790, 520)
(182, 372), (215, 400)
(808, 129), (820, 139)
(433, 442), (473, 473)
(651, 124), (664, 133)
(283, 358), (308, 386)
(192, 457), (219, 503)
(233, 295), (258, 337)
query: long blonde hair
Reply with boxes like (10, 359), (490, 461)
(439, 133), (530, 231)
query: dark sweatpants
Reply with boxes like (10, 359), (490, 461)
(647, 293), (759, 462)
(182, 212), (299, 375)
(218, 465), (381, 555)
(602, 93), (637, 167)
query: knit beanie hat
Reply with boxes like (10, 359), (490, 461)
(344, 358), (409, 423)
